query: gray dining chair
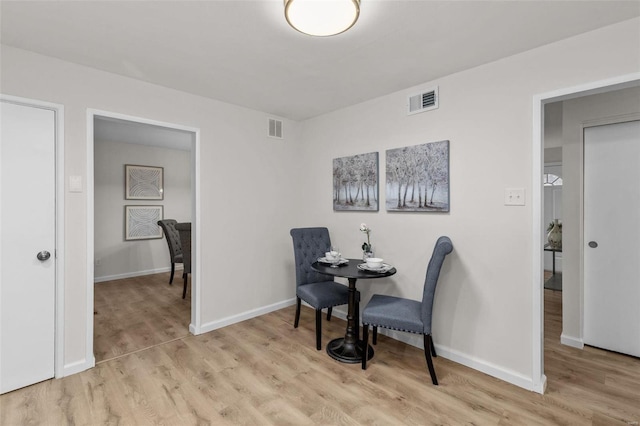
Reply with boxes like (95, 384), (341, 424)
(361, 236), (453, 385)
(290, 227), (359, 350)
(157, 219), (183, 285)
(175, 222), (191, 299)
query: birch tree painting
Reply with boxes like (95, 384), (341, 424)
(386, 140), (449, 212)
(333, 152), (379, 211)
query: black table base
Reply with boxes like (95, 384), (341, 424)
(326, 338), (374, 364)
(311, 259), (396, 364)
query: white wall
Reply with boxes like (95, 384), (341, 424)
(560, 86), (640, 346)
(1, 16), (638, 391)
(94, 140), (191, 281)
(296, 19), (640, 388)
(544, 102), (564, 149)
(1, 44), (300, 373)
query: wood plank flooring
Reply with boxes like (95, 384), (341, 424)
(1, 284), (639, 425)
(94, 272), (191, 363)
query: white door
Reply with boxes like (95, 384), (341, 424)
(583, 120), (640, 357)
(0, 100), (56, 393)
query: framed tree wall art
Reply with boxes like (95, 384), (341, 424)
(333, 152), (379, 211)
(125, 205), (164, 240)
(125, 164), (164, 200)
(386, 140), (450, 212)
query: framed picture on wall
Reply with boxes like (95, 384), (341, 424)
(125, 164), (164, 200)
(125, 205), (164, 240)
(333, 151), (379, 211)
(386, 140), (450, 212)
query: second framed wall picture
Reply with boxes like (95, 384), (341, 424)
(386, 140), (450, 212)
(333, 151), (379, 211)
(125, 205), (164, 240)
(125, 164), (164, 200)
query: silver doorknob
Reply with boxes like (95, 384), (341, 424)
(588, 241), (598, 248)
(37, 251), (51, 261)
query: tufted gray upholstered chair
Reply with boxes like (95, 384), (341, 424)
(175, 222), (191, 299)
(158, 219), (183, 285)
(290, 227), (360, 350)
(361, 236), (453, 385)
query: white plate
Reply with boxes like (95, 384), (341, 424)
(357, 263), (392, 272)
(318, 257), (349, 265)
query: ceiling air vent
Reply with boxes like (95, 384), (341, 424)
(407, 86), (439, 115)
(268, 118), (283, 139)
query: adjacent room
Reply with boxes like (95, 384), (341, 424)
(1, 1), (639, 424)
(93, 116), (195, 363)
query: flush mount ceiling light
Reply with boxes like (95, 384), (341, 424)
(284, 0), (360, 37)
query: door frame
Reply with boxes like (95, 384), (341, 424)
(531, 73), (640, 394)
(1, 94), (65, 379)
(86, 109), (202, 367)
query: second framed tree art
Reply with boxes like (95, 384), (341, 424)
(386, 140), (449, 212)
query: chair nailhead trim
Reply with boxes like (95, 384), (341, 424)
(362, 323), (421, 335)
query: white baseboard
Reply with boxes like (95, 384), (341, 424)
(538, 374), (548, 394)
(331, 308), (538, 391)
(94, 266), (182, 283)
(560, 333), (584, 349)
(197, 298), (297, 335)
(63, 356), (95, 377)
(434, 345), (536, 391)
(388, 329), (536, 391)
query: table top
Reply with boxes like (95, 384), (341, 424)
(544, 244), (562, 252)
(311, 258), (396, 279)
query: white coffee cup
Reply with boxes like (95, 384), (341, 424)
(366, 258), (384, 269)
(326, 251), (339, 260)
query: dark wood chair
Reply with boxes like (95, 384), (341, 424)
(157, 219), (183, 285)
(175, 222), (191, 299)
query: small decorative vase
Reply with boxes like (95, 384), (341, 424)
(363, 249), (374, 261)
(547, 219), (562, 249)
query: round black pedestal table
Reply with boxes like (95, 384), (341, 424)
(311, 259), (396, 364)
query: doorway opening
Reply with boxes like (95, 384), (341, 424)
(533, 74), (640, 393)
(87, 111), (201, 366)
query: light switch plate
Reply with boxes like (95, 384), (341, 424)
(504, 188), (525, 206)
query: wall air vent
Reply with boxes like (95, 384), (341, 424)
(407, 86), (439, 115)
(268, 118), (283, 139)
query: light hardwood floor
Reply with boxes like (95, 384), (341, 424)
(1, 284), (639, 425)
(94, 272), (191, 363)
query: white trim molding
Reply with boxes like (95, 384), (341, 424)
(560, 333), (584, 349)
(63, 358), (94, 377)
(197, 298), (297, 335)
(436, 344), (542, 392)
(353, 322), (543, 392)
(94, 266), (183, 283)
(190, 126), (202, 334)
(331, 307), (544, 392)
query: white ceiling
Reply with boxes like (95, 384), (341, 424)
(2, 1), (639, 121)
